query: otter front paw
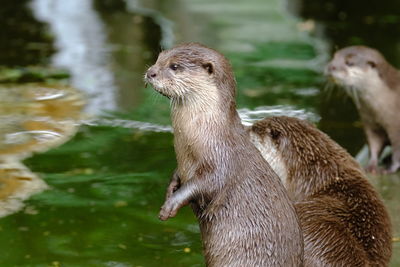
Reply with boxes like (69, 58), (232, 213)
(365, 163), (382, 174)
(166, 179), (180, 200)
(159, 200), (180, 221)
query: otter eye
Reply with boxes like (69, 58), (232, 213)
(202, 63), (214, 74)
(169, 64), (179, 71)
(367, 61), (376, 68)
(269, 129), (280, 140)
(345, 54), (354, 67)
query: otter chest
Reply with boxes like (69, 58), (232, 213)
(174, 134), (198, 182)
(173, 118), (211, 183)
(360, 85), (398, 127)
(171, 105), (225, 182)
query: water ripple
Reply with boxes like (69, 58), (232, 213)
(83, 105), (319, 132)
(31, 0), (117, 114)
(239, 105), (320, 126)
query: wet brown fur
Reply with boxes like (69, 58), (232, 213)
(252, 116), (392, 266)
(146, 43), (304, 266)
(326, 46), (400, 173)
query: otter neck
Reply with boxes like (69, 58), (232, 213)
(353, 70), (399, 120)
(170, 89), (238, 133)
(171, 96), (241, 183)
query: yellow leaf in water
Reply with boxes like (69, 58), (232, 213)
(114, 200), (128, 208)
(118, 244), (127, 250)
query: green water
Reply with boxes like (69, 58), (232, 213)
(0, 0), (399, 266)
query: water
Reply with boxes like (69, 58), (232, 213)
(0, 0), (399, 266)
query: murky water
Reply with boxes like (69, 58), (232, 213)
(0, 0), (399, 266)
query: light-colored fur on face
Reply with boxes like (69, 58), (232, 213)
(145, 43), (236, 115)
(249, 131), (288, 187)
(329, 64), (384, 109)
(330, 64), (377, 88)
(148, 63), (220, 111)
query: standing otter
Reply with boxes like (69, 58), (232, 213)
(145, 43), (304, 266)
(326, 46), (400, 173)
(251, 116), (392, 266)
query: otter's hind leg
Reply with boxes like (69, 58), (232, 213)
(387, 133), (400, 173)
(364, 127), (388, 173)
(296, 200), (369, 266)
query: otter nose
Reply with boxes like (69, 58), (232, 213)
(327, 64), (336, 72)
(324, 63), (337, 75)
(146, 68), (157, 79)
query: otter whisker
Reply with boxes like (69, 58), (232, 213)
(149, 90), (162, 105)
(322, 81), (336, 102)
(351, 87), (361, 109)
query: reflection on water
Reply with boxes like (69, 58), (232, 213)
(0, 0), (54, 66)
(32, 0), (118, 114)
(0, 84), (84, 217)
(0, 161), (46, 217)
(124, 0), (174, 49)
(238, 105), (320, 126)
(82, 105), (319, 132)
(83, 118), (173, 133)
(0, 84), (84, 159)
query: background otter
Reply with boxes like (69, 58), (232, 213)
(326, 46), (400, 173)
(251, 116), (392, 266)
(145, 43), (304, 266)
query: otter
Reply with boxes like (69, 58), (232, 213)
(145, 43), (304, 266)
(250, 116), (392, 266)
(326, 46), (400, 173)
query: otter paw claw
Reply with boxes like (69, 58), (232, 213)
(159, 202), (178, 221)
(165, 183), (180, 200)
(365, 164), (381, 175)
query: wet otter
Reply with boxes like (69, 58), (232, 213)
(326, 46), (400, 173)
(145, 43), (304, 266)
(251, 116), (392, 266)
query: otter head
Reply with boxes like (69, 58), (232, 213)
(145, 43), (236, 109)
(251, 116), (341, 198)
(325, 46), (397, 91)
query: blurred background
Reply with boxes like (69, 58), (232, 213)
(0, 0), (399, 266)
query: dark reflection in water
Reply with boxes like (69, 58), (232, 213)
(318, 88), (364, 156)
(94, 0), (162, 110)
(291, 0), (400, 155)
(0, 0), (54, 66)
(295, 0), (400, 62)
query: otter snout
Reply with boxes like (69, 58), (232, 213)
(325, 62), (341, 76)
(146, 67), (157, 80)
(326, 63), (337, 72)
(324, 61), (347, 84)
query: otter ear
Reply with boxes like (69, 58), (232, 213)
(367, 61), (376, 68)
(202, 63), (214, 75)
